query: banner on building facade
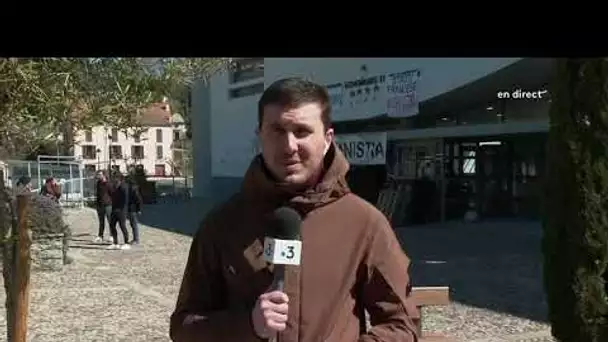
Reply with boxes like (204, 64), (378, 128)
(323, 68), (420, 121)
(335, 132), (387, 165)
(326, 83), (345, 111)
(386, 69), (420, 118)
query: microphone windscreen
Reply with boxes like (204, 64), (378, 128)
(271, 207), (302, 240)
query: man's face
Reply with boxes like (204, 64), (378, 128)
(258, 102), (333, 187)
(96, 172), (105, 182)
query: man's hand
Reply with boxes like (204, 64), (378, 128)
(251, 290), (289, 339)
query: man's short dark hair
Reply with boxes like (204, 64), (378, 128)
(257, 77), (332, 129)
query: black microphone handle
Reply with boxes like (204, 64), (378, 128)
(271, 264), (285, 292)
(268, 257), (295, 338)
(269, 264), (285, 342)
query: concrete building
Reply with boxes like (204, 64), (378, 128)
(72, 100), (188, 177)
(191, 58), (553, 222)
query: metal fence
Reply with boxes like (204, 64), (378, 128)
(4, 156), (85, 208)
(4, 157), (196, 207)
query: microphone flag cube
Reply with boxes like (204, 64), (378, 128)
(263, 237), (302, 265)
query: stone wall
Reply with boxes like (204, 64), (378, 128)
(31, 233), (67, 272)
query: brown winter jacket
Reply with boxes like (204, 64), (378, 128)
(170, 144), (418, 342)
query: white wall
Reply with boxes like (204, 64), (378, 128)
(201, 58), (522, 178)
(73, 125), (184, 176)
(208, 75), (260, 177)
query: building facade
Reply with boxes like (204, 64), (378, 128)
(191, 57), (553, 222)
(72, 101), (188, 177)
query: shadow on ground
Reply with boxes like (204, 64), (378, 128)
(137, 199), (548, 324)
(137, 198), (214, 236)
(396, 219), (548, 323)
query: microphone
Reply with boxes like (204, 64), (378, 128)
(263, 206), (303, 292)
(263, 207), (302, 342)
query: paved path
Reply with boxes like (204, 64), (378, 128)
(0, 203), (556, 341)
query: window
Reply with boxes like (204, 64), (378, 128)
(229, 82), (265, 99)
(156, 129), (163, 143)
(156, 145), (163, 160)
(111, 128), (118, 142)
(133, 132), (141, 143)
(82, 145), (96, 160)
(131, 145), (144, 160)
(229, 58), (264, 84)
(173, 130), (181, 142)
(85, 130), (93, 142)
(110, 145), (122, 159)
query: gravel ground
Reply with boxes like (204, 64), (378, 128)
(0, 201), (557, 342)
(0, 206), (192, 342)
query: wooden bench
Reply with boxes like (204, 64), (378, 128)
(410, 286), (453, 342)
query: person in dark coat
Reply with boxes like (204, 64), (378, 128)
(125, 175), (143, 245)
(93, 170), (113, 243)
(107, 173), (130, 250)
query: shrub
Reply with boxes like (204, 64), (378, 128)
(23, 193), (70, 239)
(543, 58), (608, 342)
(2, 189), (70, 240)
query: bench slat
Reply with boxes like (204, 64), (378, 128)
(410, 286), (450, 306)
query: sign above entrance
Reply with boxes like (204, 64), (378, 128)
(335, 132), (387, 165)
(325, 69), (421, 121)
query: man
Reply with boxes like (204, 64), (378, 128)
(170, 78), (418, 341)
(107, 173), (131, 250)
(93, 170), (113, 243)
(125, 175), (143, 245)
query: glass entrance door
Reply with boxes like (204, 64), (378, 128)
(443, 138), (514, 219)
(477, 141), (512, 218)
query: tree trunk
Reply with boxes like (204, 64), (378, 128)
(61, 120), (75, 156)
(0, 177), (16, 342)
(13, 194), (32, 342)
(543, 58), (608, 342)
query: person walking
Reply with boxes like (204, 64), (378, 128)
(93, 170), (114, 243)
(125, 175), (143, 245)
(107, 173), (131, 250)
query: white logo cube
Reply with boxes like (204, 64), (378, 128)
(263, 237), (302, 266)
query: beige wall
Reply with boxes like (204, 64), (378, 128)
(72, 124), (186, 176)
